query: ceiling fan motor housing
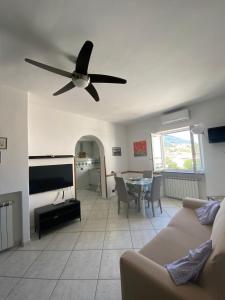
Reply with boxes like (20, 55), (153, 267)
(72, 72), (90, 88)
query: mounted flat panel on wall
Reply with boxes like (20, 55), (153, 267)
(29, 164), (73, 194)
(208, 125), (225, 143)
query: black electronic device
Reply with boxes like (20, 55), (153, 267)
(29, 164), (73, 194)
(208, 126), (225, 143)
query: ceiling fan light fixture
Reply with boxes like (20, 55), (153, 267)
(72, 73), (90, 88)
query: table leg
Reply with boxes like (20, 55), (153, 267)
(141, 196), (146, 217)
(138, 195), (141, 212)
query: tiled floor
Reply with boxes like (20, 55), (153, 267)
(0, 190), (182, 300)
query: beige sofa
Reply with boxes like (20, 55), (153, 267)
(120, 198), (225, 300)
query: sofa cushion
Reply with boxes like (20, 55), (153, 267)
(165, 240), (212, 285)
(195, 200), (220, 225)
(168, 207), (212, 241)
(139, 226), (209, 266)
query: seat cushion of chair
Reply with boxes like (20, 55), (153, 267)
(139, 226), (210, 266)
(168, 207), (212, 241)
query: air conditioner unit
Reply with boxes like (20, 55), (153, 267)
(161, 109), (190, 125)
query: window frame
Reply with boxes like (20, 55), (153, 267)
(151, 126), (204, 173)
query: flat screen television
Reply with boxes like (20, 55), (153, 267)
(208, 126), (225, 143)
(29, 164), (73, 194)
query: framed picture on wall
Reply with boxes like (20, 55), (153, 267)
(112, 147), (122, 156)
(0, 137), (7, 149)
(133, 140), (147, 157)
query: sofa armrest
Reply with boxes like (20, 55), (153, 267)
(183, 197), (208, 209)
(120, 250), (212, 300)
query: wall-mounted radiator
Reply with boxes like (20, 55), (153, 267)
(0, 201), (14, 251)
(164, 176), (200, 200)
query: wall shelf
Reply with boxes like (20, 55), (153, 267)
(29, 155), (74, 159)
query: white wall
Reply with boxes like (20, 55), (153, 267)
(29, 94), (128, 171)
(0, 84), (30, 243)
(127, 96), (225, 196)
(28, 93), (128, 217)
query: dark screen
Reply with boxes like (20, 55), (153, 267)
(29, 164), (73, 194)
(208, 126), (225, 143)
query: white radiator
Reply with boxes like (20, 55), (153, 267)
(164, 176), (199, 200)
(0, 201), (14, 251)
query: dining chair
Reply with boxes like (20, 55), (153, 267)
(115, 176), (138, 217)
(145, 175), (162, 217)
(143, 170), (153, 178)
(112, 171), (122, 191)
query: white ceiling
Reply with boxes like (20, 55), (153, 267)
(1, 0), (225, 123)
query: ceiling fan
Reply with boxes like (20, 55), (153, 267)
(25, 41), (127, 102)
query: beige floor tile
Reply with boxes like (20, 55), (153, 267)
(94, 203), (110, 209)
(45, 233), (80, 250)
(83, 219), (107, 231)
(129, 218), (154, 230)
(146, 207), (169, 218)
(99, 249), (128, 279)
(50, 280), (97, 300)
(106, 219), (129, 231)
(75, 231), (105, 250)
(95, 280), (122, 300)
(17, 234), (55, 251)
(6, 278), (56, 300)
(0, 251), (40, 277)
(88, 209), (109, 220)
(0, 250), (13, 264)
(150, 217), (171, 229)
(0, 277), (20, 299)
(108, 212), (127, 220)
(61, 250), (101, 279)
(103, 231), (132, 249)
(25, 251), (70, 279)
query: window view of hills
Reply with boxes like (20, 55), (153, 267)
(163, 132), (193, 170)
(152, 129), (203, 171)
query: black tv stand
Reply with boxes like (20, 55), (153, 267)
(34, 199), (81, 239)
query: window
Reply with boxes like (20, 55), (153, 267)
(151, 127), (204, 172)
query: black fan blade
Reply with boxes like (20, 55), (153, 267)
(85, 83), (99, 102)
(53, 81), (75, 96)
(89, 74), (127, 84)
(25, 58), (72, 78)
(75, 41), (93, 75)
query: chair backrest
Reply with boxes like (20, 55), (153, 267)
(115, 176), (128, 203)
(143, 170), (153, 178)
(113, 172), (123, 191)
(150, 175), (162, 202)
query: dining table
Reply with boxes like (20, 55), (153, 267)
(125, 177), (152, 216)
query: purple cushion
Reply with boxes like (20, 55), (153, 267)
(165, 240), (212, 285)
(195, 200), (220, 225)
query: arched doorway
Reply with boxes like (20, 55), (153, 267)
(74, 135), (107, 199)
